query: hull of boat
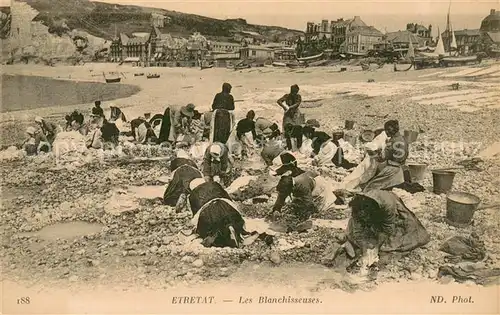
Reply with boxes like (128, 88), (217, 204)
(442, 56), (478, 62)
(297, 52), (323, 62)
(105, 78), (121, 83)
(272, 62), (287, 67)
(440, 55), (480, 67)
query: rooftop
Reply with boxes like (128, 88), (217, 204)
(487, 31), (500, 44)
(210, 41), (241, 46)
(451, 29), (481, 37)
(243, 45), (272, 51)
(349, 25), (383, 37)
(126, 35), (150, 45)
(387, 30), (421, 42)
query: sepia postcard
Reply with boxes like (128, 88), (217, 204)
(1, 0), (499, 313)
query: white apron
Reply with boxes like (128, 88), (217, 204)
(311, 176), (338, 212)
(314, 141), (337, 166)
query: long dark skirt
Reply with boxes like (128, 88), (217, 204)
(284, 124), (303, 150)
(157, 107), (172, 144)
(170, 157), (198, 172)
(196, 200), (246, 248)
(163, 165), (202, 206)
(332, 147), (358, 170)
(110, 106), (127, 122)
(211, 109), (231, 144)
(189, 182), (231, 215)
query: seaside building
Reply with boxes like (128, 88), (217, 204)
(375, 30), (425, 51)
(478, 9), (500, 54)
(109, 33), (128, 62)
(441, 29), (481, 54)
(149, 26), (188, 65)
(344, 25), (383, 54)
(480, 9), (500, 32)
(305, 16), (369, 53)
(264, 43), (296, 60)
(209, 41), (241, 52)
(406, 23), (432, 43)
(121, 34), (150, 65)
(240, 45), (274, 60)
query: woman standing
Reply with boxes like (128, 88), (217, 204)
(277, 84), (304, 151)
(210, 83), (235, 143)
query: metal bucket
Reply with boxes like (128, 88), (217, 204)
(345, 120), (355, 130)
(360, 130), (375, 142)
(446, 191), (481, 227)
(432, 170), (456, 194)
(404, 130), (419, 143)
(408, 163), (428, 182)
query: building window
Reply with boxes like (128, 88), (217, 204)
(252, 50), (256, 56)
(361, 45), (365, 51)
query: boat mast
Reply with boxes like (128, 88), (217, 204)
(446, 0), (452, 52)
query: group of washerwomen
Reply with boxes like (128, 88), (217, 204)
(21, 101), (125, 155)
(22, 83), (430, 267)
(160, 83), (429, 267)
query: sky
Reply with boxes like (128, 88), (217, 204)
(3, 0), (499, 36)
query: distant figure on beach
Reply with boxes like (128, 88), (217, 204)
(22, 127), (50, 156)
(202, 142), (232, 187)
(231, 110), (258, 158)
(211, 83), (235, 134)
(212, 83), (235, 111)
(157, 104), (196, 144)
(92, 101), (105, 118)
(255, 117), (281, 142)
(277, 84), (304, 151)
(130, 116), (157, 144)
(34, 116), (60, 144)
(65, 110), (84, 131)
(109, 106), (127, 122)
(101, 119), (120, 149)
(86, 117), (103, 149)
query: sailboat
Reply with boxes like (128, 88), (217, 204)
(394, 35), (415, 71)
(440, 3), (480, 66)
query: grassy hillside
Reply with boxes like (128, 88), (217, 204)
(21, 0), (303, 41)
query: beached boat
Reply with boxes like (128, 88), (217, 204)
(134, 73), (144, 76)
(394, 36), (414, 72)
(147, 74), (160, 79)
(272, 62), (287, 67)
(286, 62), (307, 69)
(103, 72), (121, 83)
(201, 64), (214, 70)
(441, 55), (479, 66)
(297, 52), (323, 62)
(234, 64), (251, 70)
(434, 3), (480, 68)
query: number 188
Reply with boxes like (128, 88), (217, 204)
(17, 297), (30, 304)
